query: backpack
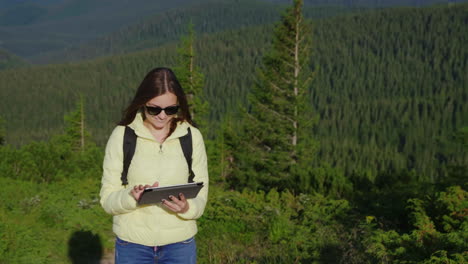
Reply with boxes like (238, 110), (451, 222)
(120, 126), (195, 186)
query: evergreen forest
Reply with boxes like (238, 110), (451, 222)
(0, 0), (466, 263)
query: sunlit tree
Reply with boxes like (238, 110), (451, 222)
(227, 0), (317, 191)
(175, 22), (208, 128)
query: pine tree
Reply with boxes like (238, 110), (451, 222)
(174, 22), (208, 129)
(62, 96), (90, 152)
(227, 0), (315, 191)
(0, 116), (5, 146)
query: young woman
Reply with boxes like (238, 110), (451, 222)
(100, 67), (209, 264)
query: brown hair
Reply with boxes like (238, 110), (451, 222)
(119, 67), (194, 134)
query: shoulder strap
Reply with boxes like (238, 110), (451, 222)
(121, 126), (137, 186)
(121, 126), (194, 185)
(179, 127), (195, 183)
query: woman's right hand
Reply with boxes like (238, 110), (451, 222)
(131, 181), (159, 201)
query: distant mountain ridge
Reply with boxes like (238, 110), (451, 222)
(32, 1), (377, 64)
(263, 0), (466, 6)
(0, 0), (215, 59)
(32, 0), (285, 64)
(0, 48), (28, 70)
(2, 0), (467, 63)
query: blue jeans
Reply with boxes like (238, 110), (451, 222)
(115, 236), (196, 264)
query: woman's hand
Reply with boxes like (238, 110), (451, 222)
(162, 193), (189, 213)
(131, 182), (159, 201)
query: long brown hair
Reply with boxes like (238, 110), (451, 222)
(119, 67), (195, 134)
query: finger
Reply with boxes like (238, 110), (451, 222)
(169, 195), (180, 202)
(162, 199), (179, 211)
(131, 189), (140, 200)
(169, 195), (184, 207)
(169, 195), (189, 212)
(178, 193), (186, 202)
(176, 193), (189, 213)
(152, 182), (159, 187)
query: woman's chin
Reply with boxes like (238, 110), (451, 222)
(153, 121), (171, 130)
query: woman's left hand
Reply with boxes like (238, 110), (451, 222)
(162, 193), (189, 213)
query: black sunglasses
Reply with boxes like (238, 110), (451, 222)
(145, 105), (179, 116)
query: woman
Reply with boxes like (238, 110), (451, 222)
(100, 67), (209, 264)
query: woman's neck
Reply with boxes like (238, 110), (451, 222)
(143, 121), (170, 143)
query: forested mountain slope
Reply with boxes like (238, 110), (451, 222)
(0, 0), (220, 60)
(0, 48), (28, 70)
(263, 0), (468, 7)
(31, 1), (362, 64)
(30, 0), (283, 64)
(310, 3), (467, 179)
(4, 0), (461, 63)
(0, 3), (466, 181)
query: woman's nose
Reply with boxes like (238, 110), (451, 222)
(158, 110), (167, 118)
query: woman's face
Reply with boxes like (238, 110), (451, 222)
(144, 92), (178, 131)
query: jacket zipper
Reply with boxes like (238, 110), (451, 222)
(159, 144), (163, 154)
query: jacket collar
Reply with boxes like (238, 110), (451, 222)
(128, 112), (190, 141)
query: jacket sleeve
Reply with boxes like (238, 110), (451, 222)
(177, 127), (209, 220)
(99, 126), (138, 215)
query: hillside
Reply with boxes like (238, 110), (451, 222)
(31, 1), (364, 64)
(265, 0), (468, 6)
(0, 48), (28, 70)
(0, 3), (466, 181)
(30, 0), (284, 64)
(310, 3), (467, 178)
(0, 0), (217, 59)
(30, 0), (468, 64)
(2, 0), (467, 63)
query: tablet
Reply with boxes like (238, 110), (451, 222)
(138, 182), (204, 205)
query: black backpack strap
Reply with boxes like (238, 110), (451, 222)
(121, 126), (137, 186)
(179, 127), (195, 183)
